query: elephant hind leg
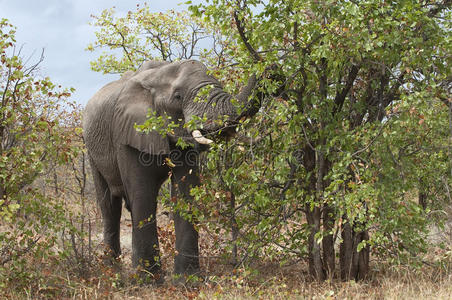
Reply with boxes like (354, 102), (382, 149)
(90, 161), (122, 258)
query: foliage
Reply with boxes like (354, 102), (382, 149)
(0, 18), (83, 292)
(189, 0), (452, 280)
(87, 3), (233, 74)
(88, 0), (451, 281)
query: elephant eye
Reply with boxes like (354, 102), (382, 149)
(174, 92), (182, 101)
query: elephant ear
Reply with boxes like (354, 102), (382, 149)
(113, 73), (170, 155)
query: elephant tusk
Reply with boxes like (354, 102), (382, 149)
(192, 130), (213, 145)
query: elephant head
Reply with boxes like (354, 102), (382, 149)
(112, 60), (256, 154)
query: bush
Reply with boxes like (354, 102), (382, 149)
(0, 18), (85, 295)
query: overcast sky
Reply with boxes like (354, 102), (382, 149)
(0, 0), (191, 105)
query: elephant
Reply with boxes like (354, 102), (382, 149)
(83, 60), (257, 278)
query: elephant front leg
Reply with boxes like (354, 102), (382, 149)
(173, 211), (200, 274)
(117, 145), (166, 280)
(127, 182), (162, 278)
(131, 202), (161, 276)
(171, 163), (201, 275)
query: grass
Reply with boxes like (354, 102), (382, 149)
(1, 169), (450, 299)
(1, 239), (450, 299)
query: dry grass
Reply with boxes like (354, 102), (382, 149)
(29, 256), (449, 300)
(4, 230), (449, 300)
(2, 167), (451, 299)
(1, 198), (451, 299)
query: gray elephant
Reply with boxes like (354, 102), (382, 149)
(83, 60), (256, 277)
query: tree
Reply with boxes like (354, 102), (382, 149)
(86, 3), (234, 74)
(88, 1), (451, 281)
(0, 19), (77, 201)
(0, 19), (81, 288)
(191, 0), (451, 280)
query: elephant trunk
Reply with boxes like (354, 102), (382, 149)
(235, 74), (260, 119)
(207, 74), (258, 122)
(236, 74), (257, 107)
(187, 74), (260, 142)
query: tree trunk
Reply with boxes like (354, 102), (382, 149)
(303, 145), (326, 280)
(306, 207), (326, 280)
(357, 230), (370, 280)
(322, 204), (335, 276)
(339, 220), (369, 280)
(418, 178), (427, 210)
(53, 167), (59, 196)
(230, 191), (238, 265)
(340, 222), (355, 280)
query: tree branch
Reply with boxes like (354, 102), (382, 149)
(333, 64), (360, 115)
(111, 23), (133, 63)
(428, 0), (452, 17)
(233, 10), (261, 62)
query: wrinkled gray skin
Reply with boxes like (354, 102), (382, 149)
(83, 60), (255, 276)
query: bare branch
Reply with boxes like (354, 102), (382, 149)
(111, 23), (133, 63)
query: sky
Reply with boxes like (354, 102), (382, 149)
(0, 0), (191, 105)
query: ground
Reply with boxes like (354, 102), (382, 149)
(79, 205), (452, 300)
(2, 187), (450, 299)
